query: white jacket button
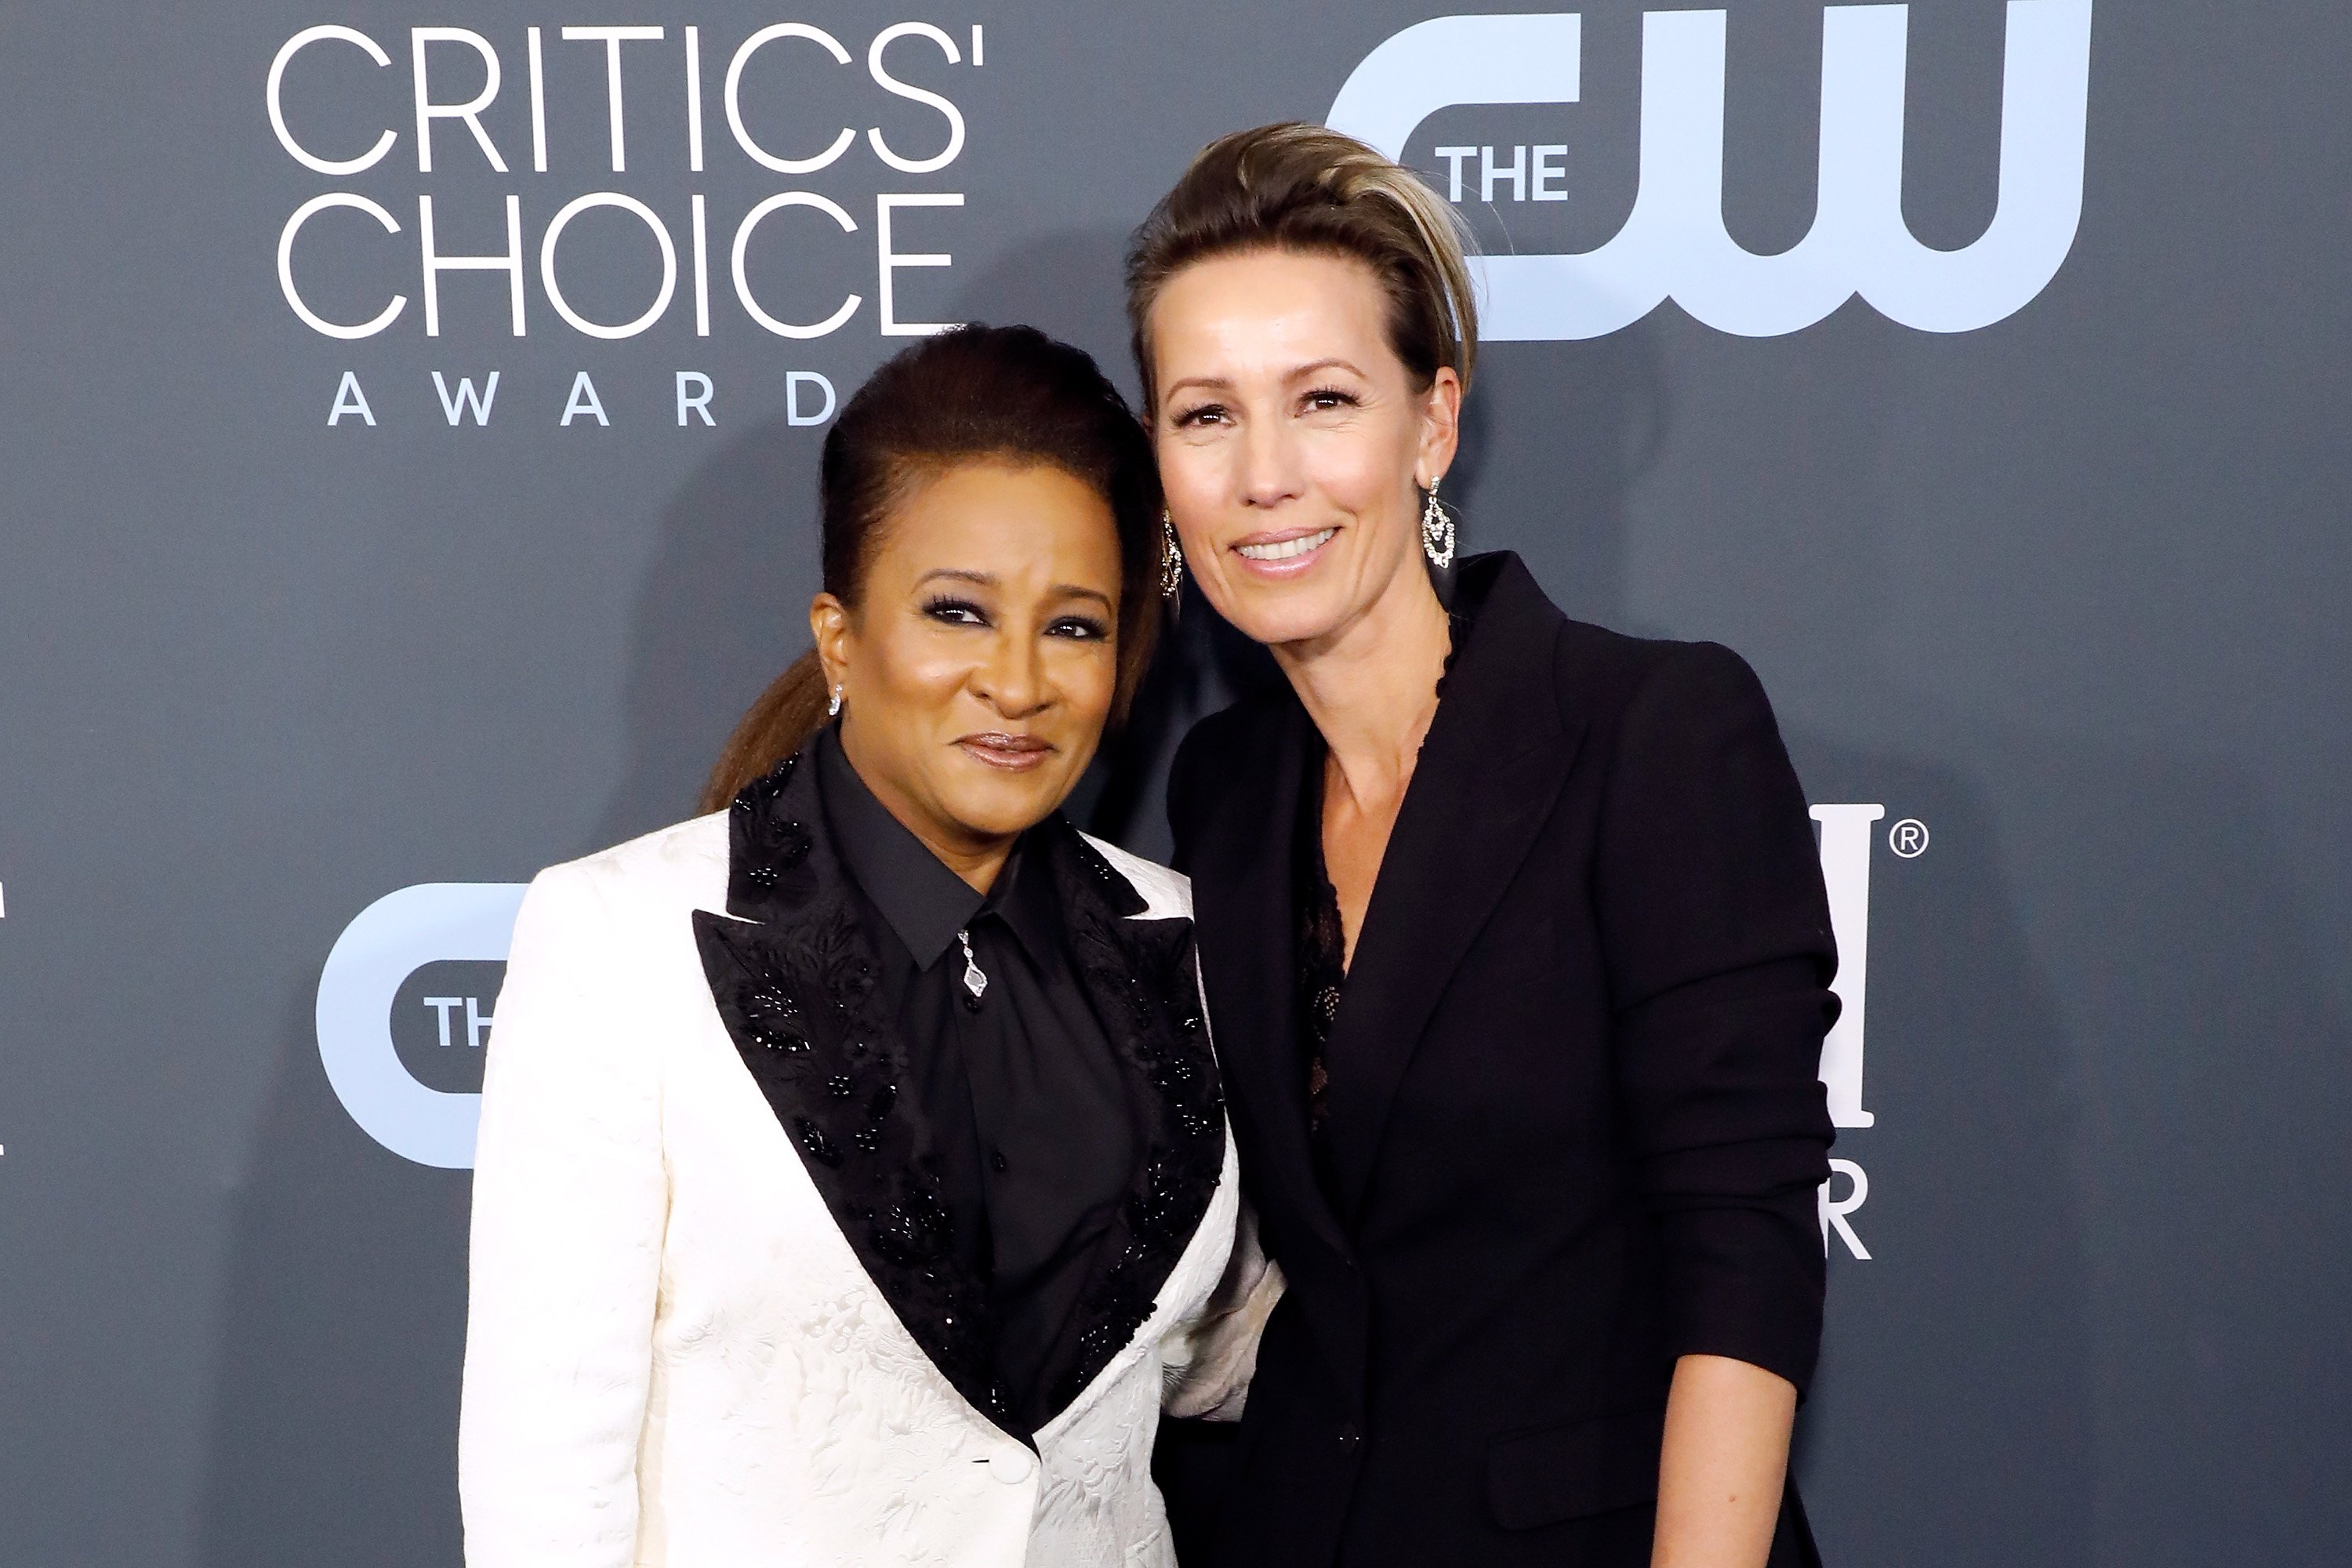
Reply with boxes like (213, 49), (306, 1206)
(989, 1446), (1036, 1484)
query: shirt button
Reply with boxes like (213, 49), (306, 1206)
(1338, 1422), (1360, 1451)
(990, 1149), (1009, 1174)
(989, 1446), (1036, 1484)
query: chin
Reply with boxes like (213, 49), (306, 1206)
(938, 764), (1073, 840)
(1218, 580), (1354, 649)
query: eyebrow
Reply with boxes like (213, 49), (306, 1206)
(915, 568), (1115, 610)
(1161, 358), (1369, 400)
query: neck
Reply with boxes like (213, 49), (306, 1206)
(917, 833), (1014, 896)
(1272, 557), (1451, 808)
(836, 724), (1016, 894)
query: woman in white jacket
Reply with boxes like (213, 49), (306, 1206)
(459, 326), (1259, 1568)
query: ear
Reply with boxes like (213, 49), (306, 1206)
(1414, 365), (1464, 489)
(810, 593), (854, 698)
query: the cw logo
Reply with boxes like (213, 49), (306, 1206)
(1327, 2), (2095, 339)
(316, 882), (522, 1168)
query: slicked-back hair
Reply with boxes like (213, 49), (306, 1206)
(1124, 122), (1479, 414)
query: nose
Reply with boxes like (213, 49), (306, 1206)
(1237, 414), (1304, 511)
(971, 626), (1050, 720)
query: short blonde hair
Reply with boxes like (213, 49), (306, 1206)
(1123, 122), (1478, 413)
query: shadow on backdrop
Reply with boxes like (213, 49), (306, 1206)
(1780, 724), (2094, 1565)
(192, 989), (470, 1568)
(1785, 697), (2352, 1563)
(590, 412), (826, 851)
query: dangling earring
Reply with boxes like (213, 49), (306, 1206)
(827, 684), (844, 718)
(1420, 477), (1456, 568)
(1160, 510), (1185, 599)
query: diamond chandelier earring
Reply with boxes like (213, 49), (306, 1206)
(1160, 510), (1185, 599)
(827, 684), (844, 718)
(1420, 476), (1456, 569)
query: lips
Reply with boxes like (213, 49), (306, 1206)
(956, 732), (1054, 771)
(1230, 524), (1340, 577)
(1236, 526), (1338, 561)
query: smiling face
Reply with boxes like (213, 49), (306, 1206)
(1148, 247), (1460, 651)
(812, 459), (1123, 877)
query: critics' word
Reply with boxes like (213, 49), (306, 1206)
(270, 20), (982, 342)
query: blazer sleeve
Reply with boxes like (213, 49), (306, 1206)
(1162, 1200), (1286, 1421)
(1592, 641), (1838, 1394)
(458, 863), (666, 1568)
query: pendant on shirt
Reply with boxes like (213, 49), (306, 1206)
(955, 928), (989, 1001)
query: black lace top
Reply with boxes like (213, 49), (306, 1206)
(1295, 743), (1346, 1140)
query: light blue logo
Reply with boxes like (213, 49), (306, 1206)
(317, 882), (525, 1168)
(1327, 2), (2095, 339)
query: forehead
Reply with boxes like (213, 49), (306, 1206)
(1149, 249), (1392, 373)
(869, 459), (1121, 584)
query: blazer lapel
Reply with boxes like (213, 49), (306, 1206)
(1317, 556), (1586, 1227)
(1185, 699), (1352, 1263)
(1033, 822), (1228, 1421)
(696, 757), (1233, 1441)
(691, 753), (1014, 1434)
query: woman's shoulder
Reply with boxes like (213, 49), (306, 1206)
(1174, 684), (1294, 768)
(522, 810), (733, 927)
(1166, 686), (1300, 832)
(1457, 551), (1775, 724)
(1552, 617), (1781, 738)
(1078, 831), (1193, 922)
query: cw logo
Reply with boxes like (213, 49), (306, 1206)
(1326, 2), (2095, 339)
(1810, 804), (1882, 1130)
(318, 808), (1889, 1167)
(317, 882), (523, 1168)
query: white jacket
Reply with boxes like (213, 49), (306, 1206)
(459, 800), (1244, 1568)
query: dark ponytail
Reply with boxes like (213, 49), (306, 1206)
(698, 651), (832, 815)
(697, 325), (1163, 815)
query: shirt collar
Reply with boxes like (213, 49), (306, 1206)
(984, 833), (1064, 967)
(815, 726), (1061, 970)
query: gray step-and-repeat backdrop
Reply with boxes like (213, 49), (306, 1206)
(3, 2), (2347, 1563)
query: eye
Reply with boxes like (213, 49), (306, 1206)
(1171, 401), (1230, 429)
(1047, 615), (1110, 641)
(1301, 385), (1360, 413)
(924, 595), (989, 626)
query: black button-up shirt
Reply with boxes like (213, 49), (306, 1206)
(815, 728), (1142, 1434)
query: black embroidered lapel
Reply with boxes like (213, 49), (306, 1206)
(692, 753), (1225, 1439)
(693, 754), (1010, 1429)
(1038, 822), (1225, 1420)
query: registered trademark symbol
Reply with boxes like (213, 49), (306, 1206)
(1889, 818), (1929, 858)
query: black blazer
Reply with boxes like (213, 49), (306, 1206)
(1164, 554), (1836, 1568)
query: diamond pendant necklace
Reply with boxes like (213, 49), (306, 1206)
(955, 928), (988, 1000)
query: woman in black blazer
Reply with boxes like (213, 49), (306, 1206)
(1127, 126), (1839, 1567)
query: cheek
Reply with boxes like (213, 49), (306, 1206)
(1156, 440), (1225, 517)
(864, 628), (973, 710)
(1305, 430), (1405, 514)
(1049, 642), (1120, 719)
